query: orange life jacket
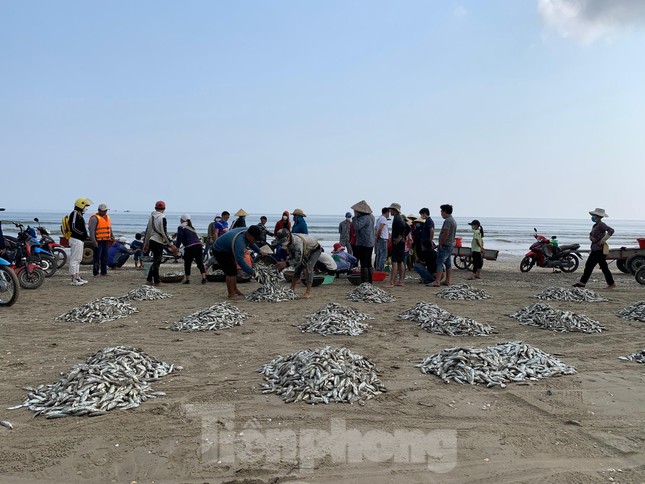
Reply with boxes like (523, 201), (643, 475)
(92, 213), (112, 241)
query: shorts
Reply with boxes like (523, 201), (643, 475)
(213, 250), (237, 277)
(436, 245), (453, 272)
(391, 240), (405, 263)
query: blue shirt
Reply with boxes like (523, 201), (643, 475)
(214, 220), (229, 237)
(292, 216), (308, 234)
(213, 227), (260, 275)
(108, 242), (131, 265)
(175, 225), (202, 249)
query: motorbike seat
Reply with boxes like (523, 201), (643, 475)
(559, 244), (580, 251)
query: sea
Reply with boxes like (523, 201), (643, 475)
(2, 210), (644, 258)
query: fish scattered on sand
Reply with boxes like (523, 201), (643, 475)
(617, 301), (645, 322)
(436, 284), (492, 301)
(400, 302), (494, 336)
(259, 346), (386, 405)
(417, 341), (576, 387)
(299, 302), (372, 336)
(8, 346), (179, 418)
(170, 302), (249, 332)
(0, 420), (13, 430)
(347, 283), (396, 303)
(618, 350), (645, 363)
(510, 303), (605, 333)
(55, 297), (138, 324)
(534, 287), (607, 303)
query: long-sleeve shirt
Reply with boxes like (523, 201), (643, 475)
(213, 227), (260, 275)
(292, 216), (308, 234)
(352, 214), (375, 247)
(285, 234), (321, 268)
(108, 242), (132, 265)
(176, 225), (202, 249)
(69, 209), (88, 241)
(589, 221), (614, 251)
(143, 211), (171, 246)
(338, 220), (351, 244)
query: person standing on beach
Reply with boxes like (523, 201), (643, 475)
(143, 201), (178, 286)
(231, 209), (247, 229)
(89, 203), (114, 277)
(338, 212), (353, 255)
(274, 211), (291, 236)
(68, 198), (92, 286)
(386, 203), (410, 287)
(351, 200), (375, 283)
(433, 204), (457, 287)
(215, 211), (230, 239)
(467, 220), (484, 280)
(204, 214), (221, 258)
(176, 214), (207, 284)
(374, 207), (389, 271)
(275, 229), (323, 299)
(256, 216), (269, 246)
(213, 226), (263, 300)
(574, 208), (616, 289)
(292, 209), (308, 234)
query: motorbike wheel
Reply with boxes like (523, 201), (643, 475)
(18, 267), (45, 289)
(560, 255), (579, 273)
(635, 266), (645, 285)
(520, 256), (534, 273)
(34, 255), (57, 277)
(453, 256), (472, 270)
(0, 266), (19, 307)
(53, 248), (67, 269)
(626, 255), (645, 275)
(616, 259), (629, 274)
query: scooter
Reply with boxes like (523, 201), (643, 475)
(0, 255), (19, 306)
(4, 223), (57, 277)
(520, 228), (582, 273)
(33, 217), (67, 269)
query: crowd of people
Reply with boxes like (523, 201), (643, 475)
(56, 198), (616, 299)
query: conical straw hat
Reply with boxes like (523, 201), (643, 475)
(351, 200), (372, 214)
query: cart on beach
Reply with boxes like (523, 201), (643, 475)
(451, 246), (499, 270)
(606, 239), (645, 275)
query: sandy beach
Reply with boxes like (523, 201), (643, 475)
(1, 257), (644, 483)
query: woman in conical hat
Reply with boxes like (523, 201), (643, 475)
(231, 209), (247, 229)
(350, 200), (375, 283)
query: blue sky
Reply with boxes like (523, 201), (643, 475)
(1, 0), (644, 219)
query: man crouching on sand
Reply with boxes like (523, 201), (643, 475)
(213, 225), (262, 300)
(275, 229), (322, 299)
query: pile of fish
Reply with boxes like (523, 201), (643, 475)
(619, 350), (645, 363)
(258, 346), (386, 405)
(120, 285), (172, 301)
(436, 284), (492, 301)
(399, 302), (494, 336)
(8, 346), (179, 418)
(347, 283), (396, 303)
(246, 263), (299, 302)
(55, 297), (138, 324)
(534, 287), (608, 303)
(617, 301), (645, 322)
(417, 341), (576, 387)
(169, 302), (249, 332)
(298, 303), (372, 336)
(510, 303), (605, 333)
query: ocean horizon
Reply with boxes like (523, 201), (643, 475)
(1, 209), (644, 257)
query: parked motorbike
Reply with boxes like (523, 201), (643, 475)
(0, 255), (19, 306)
(520, 228), (582, 273)
(33, 217), (67, 269)
(2, 223), (48, 288)
(4, 223), (57, 277)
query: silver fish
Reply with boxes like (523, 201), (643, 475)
(510, 303), (605, 333)
(55, 297), (138, 324)
(246, 263), (299, 302)
(436, 284), (492, 301)
(617, 301), (645, 322)
(417, 341), (576, 387)
(299, 303), (372, 336)
(0, 420), (13, 430)
(618, 349), (645, 363)
(347, 283), (396, 304)
(400, 302), (494, 336)
(170, 302), (249, 332)
(259, 346), (386, 405)
(534, 287), (608, 303)
(120, 284), (172, 301)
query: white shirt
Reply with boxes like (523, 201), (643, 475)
(375, 215), (389, 240)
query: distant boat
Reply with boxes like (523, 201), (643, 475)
(124, 210), (130, 212)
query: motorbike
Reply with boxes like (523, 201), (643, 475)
(520, 228), (582, 273)
(2, 223), (48, 288)
(4, 223), (57, 277)
(33, 217), (67, 269)
(0, 255), (19, 306)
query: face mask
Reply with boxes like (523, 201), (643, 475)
(82, 208), (87, 214)
(282, 216), (287, 221)
(591, 216), (597, 222)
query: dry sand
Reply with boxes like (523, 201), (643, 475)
(1, 257), (644, 483)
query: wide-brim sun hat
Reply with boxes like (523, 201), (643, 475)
(351, 200), (372, 214)
(589, 208), (608, 218)
(332, 242), (344, 253)
(414, 218), (425, 223)
(388, 202), (402, 213)
(234, 209), (248, 217)
(293, 208), (306, 217)
(406, 213), (416, 220)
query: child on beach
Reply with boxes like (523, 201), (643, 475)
(130, 233), (144, 269)
(467, 220), (484, 280)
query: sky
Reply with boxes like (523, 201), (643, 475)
(1, 0), (645, 219)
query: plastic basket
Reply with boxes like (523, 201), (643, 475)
(638, 238), (645, 249)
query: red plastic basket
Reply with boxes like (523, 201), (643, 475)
(637, 238), (645, 249)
